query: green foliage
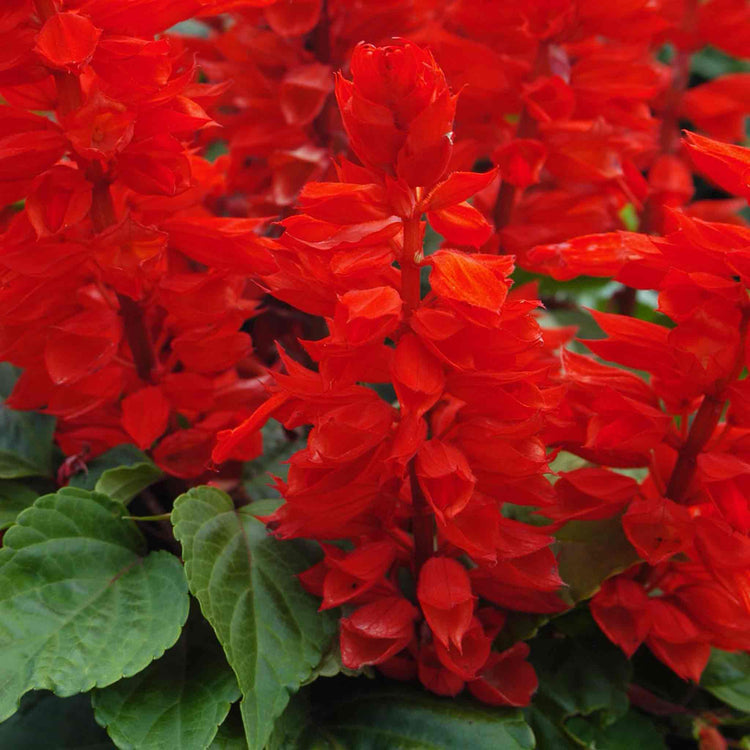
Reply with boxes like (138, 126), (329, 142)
(0, 488), (189, 721)
(209, 706), (247, 750)
(691, 46), (750, 79)
(0, 480), (38, 530)
(69, 445), (163, 503)
(555, 517), (640, 602)
(565, 710), (667, 749)
(94, 460), (164, 506)
(268, 677), (535, 750)
(0, 692), (114, 749)
(172, 487), (337, 750)
(243, 422), (301, 500)
(527, 614), (634, 748)
(0, 363), (55, 479)
(92, 606), (240, 750)
(702, 650), (750, 713)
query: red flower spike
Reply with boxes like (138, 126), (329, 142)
(340, 597), (418, 669)
(468, 642), (538, 707)
(121, 386), (171, 450)
(418, 557), (475, 650)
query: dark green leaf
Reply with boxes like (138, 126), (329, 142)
(95, 461), (164, 506)
(209, 706), (248, 750)
(93, 607), (240, 750)
(171, 487), (337, 750)
(69, 445), (155, 493)
(0, 480), (38, 530)
(243, 422), (301, 501)
(0, 692), (114, 750)
(565, 710), (667, 749)
(0, 488), (189, 720)
(555, 517), (640, 603)
(269, 678), (535, 750)
(0, 365), (55, 479)
(702, 650), (750, 712)
(691, 47), (750, 80)
(528, 625), (631, 746)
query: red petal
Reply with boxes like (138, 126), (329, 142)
(34, 12), (101, 71)
(427, 202), (493, 247)
(121, 386), (170, 450)
(418, 557), (475, 649)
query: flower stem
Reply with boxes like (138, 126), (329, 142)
(409, 460), (434, 578)
(665, 310), (749, 502)
(400, 214), (434, 576)
(91, 182), (156, 383)
(400, 216), (423, 313)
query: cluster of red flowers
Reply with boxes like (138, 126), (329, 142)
(536, 135), (750, 682)
(0, 0), (277, 477)
(1, 0), (750, 710)
(187, 0), (749, 255)
(214, 40), (566, 703)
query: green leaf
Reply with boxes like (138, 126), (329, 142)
(0, 487), (189, 721)
(555, 517), (640, 603)
(0, 480), (38, 530)
(565, 710), (667, 749)
(526, 706), (579, 750)
(702, 650), (750, 712)
(0, 364), (55, 479)
(69, 445), (156, 493)
(0, 692), (114, 749)
(243, 422), (301, 501)
(691, 47), (750, 80)
(94, 460), (164, 506)
(618, 203), (640, 232)
(209, 706), (247, 750)
(528, 624), (631, 745)
(171, 487), (337, 750)
(93, 606), (240, 750)
(268, 678), (535, 750)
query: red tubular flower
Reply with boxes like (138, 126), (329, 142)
(468, 642), (539, 707)
(340, 597), (418, 669)
(417, 557), (475, 650)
